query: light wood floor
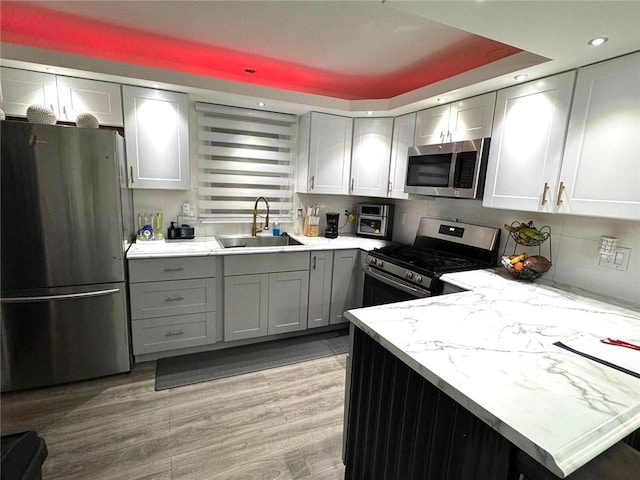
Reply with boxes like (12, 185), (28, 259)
(1, 354), (348, 480)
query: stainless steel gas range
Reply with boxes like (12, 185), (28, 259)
(362, 217), (500, 306)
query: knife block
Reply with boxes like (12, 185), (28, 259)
(303, 215), (319, 237)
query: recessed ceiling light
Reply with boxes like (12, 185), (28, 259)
(588, 36), (609, 46)
(514, 74), (528, 82)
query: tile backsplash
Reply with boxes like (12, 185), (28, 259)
(392, 196), (640, 305)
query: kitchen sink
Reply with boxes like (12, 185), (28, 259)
(217, 235), (304, 249)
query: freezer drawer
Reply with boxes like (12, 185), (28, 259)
(0, 282), (131, 392)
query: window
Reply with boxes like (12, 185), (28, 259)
(195, 102), (296, 223)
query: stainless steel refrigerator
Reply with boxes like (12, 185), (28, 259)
(1, 121), (134, 392)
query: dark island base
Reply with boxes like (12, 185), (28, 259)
(343, 326), (640, 480)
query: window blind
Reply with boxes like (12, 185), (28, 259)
(195, 102), (297, 223)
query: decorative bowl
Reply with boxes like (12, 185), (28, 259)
(26, 104), (57, 124)
(75, 112), (99, 129)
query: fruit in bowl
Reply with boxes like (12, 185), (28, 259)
(501, 254), (552, 280)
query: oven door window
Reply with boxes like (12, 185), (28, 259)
(363, 272), (425, 307)
(358, 217), (382, 235)
(406, 154), (451, 187)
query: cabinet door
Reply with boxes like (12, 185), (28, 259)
(350, 117), (393, 197)
(308, 112), (353, 194)
(414, 104), (450, 145)
(483, 72), (575, 212)
(56, 76), (123, 126)
(448, 92), (496, 141)
(308, 251), (334, 328)
(330, 249), (362, 325)
(389, 112), (416, 199)
(0, 68), (58, 117)
(268, 270), (309, 335)
(122, 86), (190, 189)
(224, 274), (269, 341)
(558, 52), (640, 219)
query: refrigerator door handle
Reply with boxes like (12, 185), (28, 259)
(1, 288), (120, 303)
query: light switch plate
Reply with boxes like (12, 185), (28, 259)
(599, 247), (631, 271)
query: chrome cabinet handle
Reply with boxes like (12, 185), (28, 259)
(164, 296), (184, 302)
(440, 131), (445, 142)
(351, 178), (355, 192)
(312, 256), (317, 270)
(166, 330), (184, 337)
(556, 181), (565, 205)
(541, 182), (550, 205)
(163, 267), (184, 272)
(310, 175), (315, 189)
(388, 181), (392, 195)
(130, 166), (134, 184)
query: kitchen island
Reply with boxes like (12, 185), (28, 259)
(343, 268), (640, 479)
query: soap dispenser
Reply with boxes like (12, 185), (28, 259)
(167, 221), (178, 239)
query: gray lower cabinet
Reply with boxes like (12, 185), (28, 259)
(223, 252), (310, 341)
(128, 256), (218, 355)
(308, 250), (334, 328)
(330, 249), (362, 324)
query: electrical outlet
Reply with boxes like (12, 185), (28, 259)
(599, 247), (631, 271)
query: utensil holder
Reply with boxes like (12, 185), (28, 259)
(303, 215), (319, 236)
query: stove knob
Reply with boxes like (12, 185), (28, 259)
(415, 274), (423, 283)
(376, 259), (384, 267)
(405, 271), (414, 280)
(366, 256), (375, 264)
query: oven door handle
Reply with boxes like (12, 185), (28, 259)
(363, 265), (430, 298)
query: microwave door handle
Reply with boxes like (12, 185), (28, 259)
(448, 152), (458, 188)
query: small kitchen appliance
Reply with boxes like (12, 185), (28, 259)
(355, 203), (393, 240)
(325, 212), (340, 238)
(362, 217), (500, 306)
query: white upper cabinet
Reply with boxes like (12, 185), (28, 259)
(388, 112), (416, 199)
(55, 76), (123, 126)
(122, 85), (190, 190)
(0, 67), (123, 126)
(483, 71), (576, 212)
(0, 68), (58, 117)
(297, 112), (353, 195)
(414, 92), (496, 145)
(557, 52), (640, 220)
(350, 117), (393, 197)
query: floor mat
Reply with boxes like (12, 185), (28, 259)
(155, 329), (349, 390)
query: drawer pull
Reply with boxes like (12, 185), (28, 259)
(163, 267), (184, 272)
(166, 329), (185, 337)
(164, 296), (184, 302)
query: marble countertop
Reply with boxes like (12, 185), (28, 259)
(344, 268), (640, 478)
(126, 234), (390, 259)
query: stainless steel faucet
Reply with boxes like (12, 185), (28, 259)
(252, 196), (270, 236)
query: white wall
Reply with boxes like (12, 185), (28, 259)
(392, 196), (640, 305)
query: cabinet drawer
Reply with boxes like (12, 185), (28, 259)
(224, 252), (309, 275)
(131, 312), (215, 354)
(129, 278), (215, 319)
(129, 256), (216, 282)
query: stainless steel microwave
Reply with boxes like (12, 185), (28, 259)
(404, 138), (490, 199)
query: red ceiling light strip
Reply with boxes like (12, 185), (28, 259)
(1, 2), (520, 100)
